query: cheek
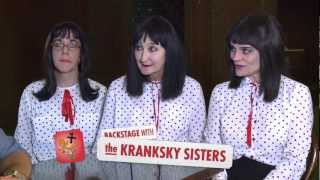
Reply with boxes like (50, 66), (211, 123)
(158, 53), (166, 66)
(52, 52), (59, 64)
(254, 55), (260, 69)
(134, 51), (141, 62)
(73, 52), (81, 63)
(230, 52), (235, 60)
(249, 56), (260, 71)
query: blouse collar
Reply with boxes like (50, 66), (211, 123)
(57, 83), (79, 91)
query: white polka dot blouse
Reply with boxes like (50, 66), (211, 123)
(14, 79), (107, 164)
(204, 75), (313, 180)
(96, 75), (206, 143)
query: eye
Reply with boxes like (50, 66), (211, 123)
(242, 47), (254, 55)
(52, 40), (63, 47)
(149, 46), (158, 52)
(69, 40), (80, 48)
(135, 45), (143, 51)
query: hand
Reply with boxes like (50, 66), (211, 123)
(0, 176), (20, 180)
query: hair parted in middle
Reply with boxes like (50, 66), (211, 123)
(33, 21), (99, 102)
(126, 15), (186, 100)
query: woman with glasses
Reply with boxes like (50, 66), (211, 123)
(14, 22), (107, 164)
(204, 15), (313, 179)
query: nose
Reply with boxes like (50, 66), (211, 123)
(138, 50), (149, 63)
(231, 49), (242, 61)
(62, 44), (69, 54)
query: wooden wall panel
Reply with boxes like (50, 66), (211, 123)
(185, 0), (277, 105)
(0, 1), (132, 132)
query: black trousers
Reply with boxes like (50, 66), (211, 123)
(227, 156), (275, 180)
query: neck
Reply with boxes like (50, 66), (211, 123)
(249, 75), (260, 84)
(148, 74), (162, 82)
(55, 71), (79, 87)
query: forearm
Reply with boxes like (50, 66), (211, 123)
(0, 150), (32, 179)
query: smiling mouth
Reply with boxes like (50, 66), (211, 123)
(141, 64), (152, 67)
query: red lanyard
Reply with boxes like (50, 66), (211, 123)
(246, 83), (257, 148)
(62, 89), (75, 126)
(151, 82), (160, 130)
(64, 163), (75, 180)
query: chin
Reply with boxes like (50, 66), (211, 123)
(56, 68), (76, 74)
(139, 70), (152, 76)
(235, 71), (247, 77)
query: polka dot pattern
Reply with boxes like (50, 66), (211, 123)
(94, 75), (206, 179)
(97, 75), (206, 142)
(14, 79), (107, 164)
(204, 75), (313, 179)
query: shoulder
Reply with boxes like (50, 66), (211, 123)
(281, 75), (310, 93)
(109, 76), (126, 89)
(212, 81), (231, 93)
(21, 80), (46, 95)
(184, 76), (203, 90)
(88, 79), (107, 93)
(209, 81), (233, 102)
(106, 76), (127, 96)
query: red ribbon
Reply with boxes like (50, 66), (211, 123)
(62, 90), (75, 126)
(246, 83), (257, 148)
(246, 111), (253, 147)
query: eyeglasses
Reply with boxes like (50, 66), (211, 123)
(51, 39), (81, 51)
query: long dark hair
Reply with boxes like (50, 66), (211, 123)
(34, 21), (98, 101)
(226, 15), (286, 102)
(126, 16), (186, 100)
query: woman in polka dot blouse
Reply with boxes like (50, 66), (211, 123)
(96, 16), (206, 179)
(14, 22), (107, 164)
(205, 15), (313, 180)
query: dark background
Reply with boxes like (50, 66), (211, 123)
(0, 0), (318, 135)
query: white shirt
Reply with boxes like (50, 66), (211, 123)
(204, 75), (313, 180)
(95, 75), (206, 180)
(15, 79), (107, 164)
(97, 75), (206, 142)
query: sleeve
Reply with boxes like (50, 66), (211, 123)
(203, 85), (223, 144)
(188, 81), (206, 142)
(0, 129), (21, 158)
(264, 85), (313, 180)
(14, 88), (38, 164)
(92, 82), (117, 153)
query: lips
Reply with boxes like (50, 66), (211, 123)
(235, 64), (245, 68)
(141, 64), (152, 67)
(60, 59), (72, 63)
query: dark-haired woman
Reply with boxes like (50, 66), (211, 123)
(205, 15), (313, 180)
(14, 22), (107, 164)
(97, 16), (206, 179)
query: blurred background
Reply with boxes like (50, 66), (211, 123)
(0, 1), (318, 178)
